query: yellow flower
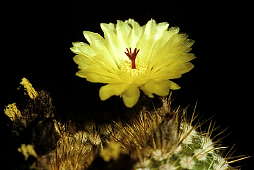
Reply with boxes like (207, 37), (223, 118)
(71, 19), (195, 108)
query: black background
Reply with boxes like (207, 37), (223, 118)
(1, 1), (253, 169)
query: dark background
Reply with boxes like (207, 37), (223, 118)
(1, 1), (253, 169)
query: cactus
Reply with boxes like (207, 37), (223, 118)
(0, 78), (246, 169)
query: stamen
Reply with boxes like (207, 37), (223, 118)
(124, 48), (140, 69)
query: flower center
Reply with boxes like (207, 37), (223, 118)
(124, 48), (140, 69)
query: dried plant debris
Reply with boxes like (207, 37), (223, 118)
(100, 141), (121, 162)
(1, 78), (247, 170)
(4, 103), (22, 122)
(20, 77), (38, 99)
(18, 144), (38, 160)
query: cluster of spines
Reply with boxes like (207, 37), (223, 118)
(106, 101), (240, 170)
(2, 78), (244, 170)
(131, 108), (241, 170)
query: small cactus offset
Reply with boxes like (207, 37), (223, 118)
(106, 100), (239, 170)
(133, 121), (232, 170)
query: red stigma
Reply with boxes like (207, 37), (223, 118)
(124, 48), (140, 69)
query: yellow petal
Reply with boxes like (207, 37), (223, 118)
(83, 31), (118, 70)
(168, 81), (181, 90)
(151, 62), (195, 80)
(100, 23), (116, 39)
(70, 42), (96, 56)
(73, 54), (93, 69)
(143, 19), (156, 38)
(140, 86), (154, 98)
(83, 31), (105, 45)
(142, 80), (180, 97)
(122, 85), (140, 108)
(77, 71), (120, 84)
(99, 84), (128, 100)
(154, 22), (169, 40)
(116, 20), (131, 44)
(100, 23), (122, 65)
(126, 19), (143, 48)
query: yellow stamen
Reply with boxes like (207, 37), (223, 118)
(20, 78), (38, 99)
